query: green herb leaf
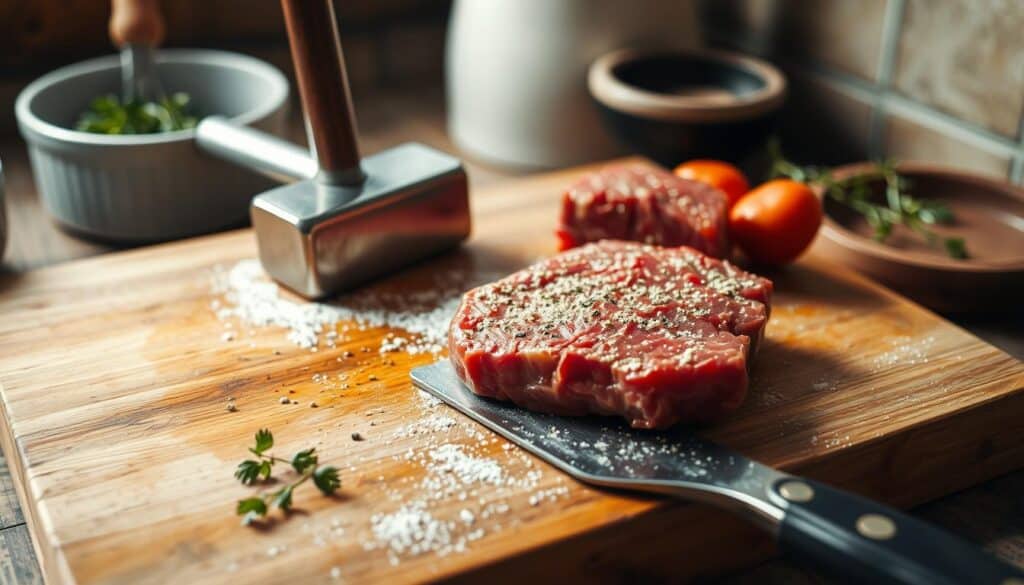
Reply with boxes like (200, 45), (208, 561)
(238, 496), (268, 526)
(272, 485), (294, 512)
(237, 497), (267, 520)
(883, 171), (903, 213)
(258, 460), (273, 481)
(918, 201), (955, 224)
(235, 429), (341, 525)
(291, 448), (318, 474)
(235, 460), (262, 485)
(252, 429), (274, 455)
(864, 207), (892, 241)
(313, 466), (341, 495)
(944, 237), (968, 259)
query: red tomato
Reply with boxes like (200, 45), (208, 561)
(555, 229), (579, 252)
(728, 179), (822, 265)
(674, 160), (750, 209)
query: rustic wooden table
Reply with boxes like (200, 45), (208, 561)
(0, 89), (1020, 584)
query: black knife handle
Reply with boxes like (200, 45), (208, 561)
(774, 478), (1024, 585)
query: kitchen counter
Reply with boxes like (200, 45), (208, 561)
(0, 88), (1021, 584)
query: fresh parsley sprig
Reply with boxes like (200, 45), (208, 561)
(769, 143), (967, 259)
(234, 429), (341, 525)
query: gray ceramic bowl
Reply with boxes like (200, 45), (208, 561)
(16, 49), (289, 242)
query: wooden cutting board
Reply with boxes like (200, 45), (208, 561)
(0, 158), (1022, 585)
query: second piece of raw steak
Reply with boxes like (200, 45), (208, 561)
(556, 165), (730, 258)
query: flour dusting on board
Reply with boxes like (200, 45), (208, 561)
(211, 259), (490, 354)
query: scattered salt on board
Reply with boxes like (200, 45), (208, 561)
(211, 259), (485, 354)
(209, 260), (571, 568)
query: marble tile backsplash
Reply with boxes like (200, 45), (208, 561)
(894, 0), (1024, 138)
(885, 109), (1015, 178)
(702, 0), (1024, 182)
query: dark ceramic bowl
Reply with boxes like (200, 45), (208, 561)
(587, 48), (786, 167)
(814, 162), (1024, 313)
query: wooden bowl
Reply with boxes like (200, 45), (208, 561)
(587, 48), (786, 167)
(814, 162), (1024, 313)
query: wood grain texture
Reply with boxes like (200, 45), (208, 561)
(0, 158), (1022, 585)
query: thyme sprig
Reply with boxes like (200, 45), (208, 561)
(234, 429), (340, 525)
(769, 144), (967, 259)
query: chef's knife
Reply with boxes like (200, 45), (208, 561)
(411, 361), (1024, 585)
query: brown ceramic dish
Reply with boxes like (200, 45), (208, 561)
(814, 162), (1024, 313)
(588, 48), (786, 166)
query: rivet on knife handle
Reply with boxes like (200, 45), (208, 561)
(775, 478), (1024, 585)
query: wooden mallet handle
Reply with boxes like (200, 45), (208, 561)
(109, 0), (165, 47)
(281, 0), (365, 185)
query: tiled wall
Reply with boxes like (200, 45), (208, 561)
(701, 0), (1024, 183)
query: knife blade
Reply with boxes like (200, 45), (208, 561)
(411, 360), (1024, 585)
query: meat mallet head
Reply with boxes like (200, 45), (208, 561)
(244, 1), (470, 299)
(251, 142), (470, 299)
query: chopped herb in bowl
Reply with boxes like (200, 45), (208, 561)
(75, 92), (198, 135)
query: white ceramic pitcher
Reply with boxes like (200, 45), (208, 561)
(446, 0), (700, 169)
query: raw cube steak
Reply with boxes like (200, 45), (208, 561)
(556, 165), (730, 258)
(448, 240), (772, 429)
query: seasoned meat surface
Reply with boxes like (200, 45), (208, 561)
(556, 165), (730, 258)
(449, 240), (772, 429)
